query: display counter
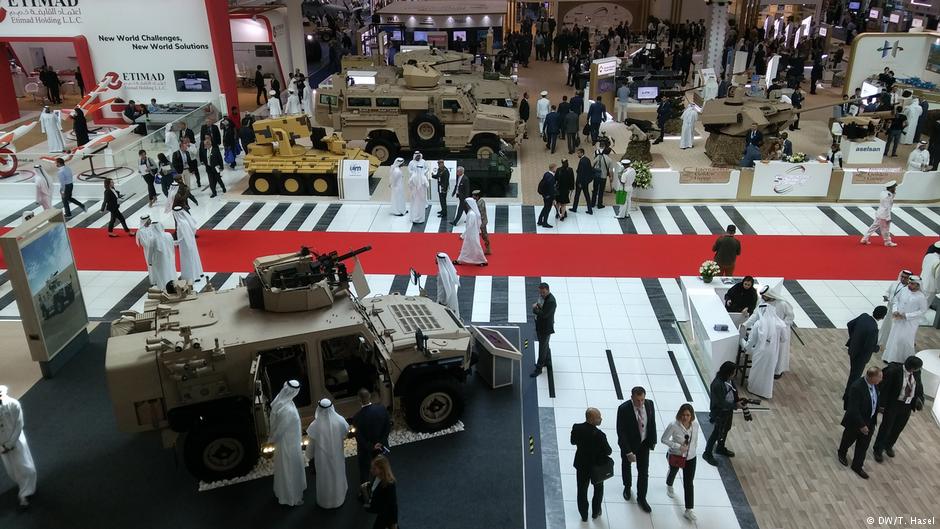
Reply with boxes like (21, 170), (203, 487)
(840, 137), (887, 165)
(641, 168), (741, 200)
(839, 169), (940, 201)
(751, 161), (833, 198)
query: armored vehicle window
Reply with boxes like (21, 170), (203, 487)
(375, 97), (399, 108)
(319, 94), (338, 107)
(442, 99), (462, 112)
(320, 334), (378, 400)
(347, 97), (373, 107)
(259, 344), (312, 409)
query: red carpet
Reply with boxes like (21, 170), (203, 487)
(0, 228), (932, 280)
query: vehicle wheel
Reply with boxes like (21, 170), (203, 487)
(279, 174), (308, 195)
(404, 379), (465, 433)
(183, 424), (259, 482)
(365, 138), (398, 166)
(471, 137), (500, 159)
(249, 173), (278, 195)
(0, 148), (18, 178)
(410, 113), (444, 148)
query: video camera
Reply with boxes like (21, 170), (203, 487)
(740, 398), (761, 422)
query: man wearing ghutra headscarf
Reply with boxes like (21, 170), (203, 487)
(882, 276), (928, 364)
(269, 380), (306, 506)
(306, 398), (350, 509)
(388, 157), (407, 216)
(136, 215), (176, 289)
(435, 252), (460, 314)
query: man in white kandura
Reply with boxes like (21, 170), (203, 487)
(306, 398), (349, 509)
(33, 165), (53, 211)
(267, 89), (282, 118)
(302, 82), (314, 117)
(435, 251), (460, 314)
(743, 285), (795, 378)
(172, 206), (204, 282)
(744, 297), (788, 399)
(0, 385), (37, 509)
(454, 197), (487, 266)
(537, 90), (551, 138)
(921, 242), (940, 307)
(285, 87), (302, 115)
(882, 276), (928, 364)
(900, 99), (922, 145)
(39, 106), (66, 153)
(136, 215), (176, 289)
(860, 180), (897, 247)
(880, 270), (912, 348)
(408, 152), (429, 224)
(907, 141), (931, 172)
(269, 380), (306, 506)
(679, 104), (699, 149)
(614, 158), (635, 219)
(389, 157), (407, 216)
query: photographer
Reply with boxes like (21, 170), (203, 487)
(702, 361), (751, 466)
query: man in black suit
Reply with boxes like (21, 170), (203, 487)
(873, 357), (924, 462)
(530, 282), (557, 377)
(616, 386), (656, 512)
(570, 148), (593, 214)
(839, 366), (883, 479)
(200, 118), (221, 147)
(571, 407), (611, 522)
(451, 166), (470, 225)
(255, 65), (267, 105)
(351, 388), (391, 490)
(744, 123), (763, 151)
(703, 361), (744, 466)
(543, 105), (561, 154)
(172, 139), (202, 187)
(844, 306), (887, 402)
(179, 124), (197, 146)
(432, 159), (450, 218)
(198, 135), (226, 197)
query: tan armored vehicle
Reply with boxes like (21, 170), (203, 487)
(396, 48), (475, 73)
(316, 64), (524, 164)
(105, 247), (506, 482)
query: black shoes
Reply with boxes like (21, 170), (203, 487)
(837, 452), (848, 467)
(530, 368), (542, 378)
(638, 500), (652, 513)
(623, 488), (631, 501)
(702, 453), (718, 466)
(873, 450), (884, 463)
(716, 446), (735, 457)
(852, 467), (869, 479)
(885, 447), (895, 458)
(592, 509), (602, 519)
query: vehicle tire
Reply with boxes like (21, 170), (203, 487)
(404, 378), (465, 433)
(249, 173), (278, 195)
(365, 138), (398, 165)
(183, 423), (259, 483)
(410, 113), (444, 148)
(279, 173), (308, 195)
(471, 137), (500, 159)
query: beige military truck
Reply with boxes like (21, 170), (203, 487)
(105, 247), (515, 482)
(316, 63), (524, 164)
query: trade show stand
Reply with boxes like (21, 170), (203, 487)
(839, 170), (940, 201)
(678, 276), (784, 377)
(840, 137), (887, 165)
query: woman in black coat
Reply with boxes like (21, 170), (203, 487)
(72, 108), (90, 147)
(554, 158), (574, 220)
(366, 456), (398, 529)
(220, 118), (238, 169)
(101, 178), (130, 237)
(723, 275), (758, 315)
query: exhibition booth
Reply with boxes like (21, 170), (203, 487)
(374, 0), (507, 49)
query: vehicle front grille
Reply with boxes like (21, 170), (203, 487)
(389, 303), (442, 333)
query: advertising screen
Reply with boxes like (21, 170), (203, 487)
(413, 31), (428, 43)
(21, 223), (87, 358)
(928, 43), (940, 74)
(452, 30), (467, 42)
(889, 13), (900, 23)
(174, 70), (212, 92)
(868, 8), (879, 19)
(848, 1), (860, 9)
(637, 86), (659, 100)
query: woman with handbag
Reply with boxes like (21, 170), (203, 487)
(661, 403), (699, 521)
(570, 407), (612, 522)
(365, 455), (398, 529)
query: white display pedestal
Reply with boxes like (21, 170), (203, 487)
(338, 159), (371, 200)
(916, 350), (940, 399)
(751, 161), (833, 197)
(840, 137), (887, 165)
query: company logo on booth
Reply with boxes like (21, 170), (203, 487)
(0, 0), (82, 25)
(102, 72), (123, 90)
(104, 70), (168, 92)
(877, 40), (904, 58)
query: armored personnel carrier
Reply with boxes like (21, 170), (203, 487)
(37, 270), (76, 319)
(105, 247), (517, 482)
(316, 63), (524, 164)
(243, 115), (379, 195)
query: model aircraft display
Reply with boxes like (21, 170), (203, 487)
(39, 125), (135, 166)
(0, 121), (38, 178)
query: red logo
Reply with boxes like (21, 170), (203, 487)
(0, 8), (8, 23)
(103, 71), (123, 90)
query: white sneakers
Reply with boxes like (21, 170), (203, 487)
(859, 238), (898, 247)
(666, 485), (675, 498)
(684, 509), (697, 520)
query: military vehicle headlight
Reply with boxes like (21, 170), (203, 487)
(261, 442), (276, 459)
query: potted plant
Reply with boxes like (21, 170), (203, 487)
(699, 260), (721, 283)
(783, 152), (807, 163)
(632, 160), (652, 190)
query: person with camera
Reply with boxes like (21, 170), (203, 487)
(352, 388), (392, 498)
(616, 386), (656, 512)
(661, 403), (699, 521)
(571, 407), (612, 522)
(839, 366), (883, 479)
(364, 455), (398, 529)
(703, 361), (750, 466)
(873, 357), (924, 463)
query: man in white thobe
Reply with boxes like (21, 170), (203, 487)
(33, 165), (53, 210)
(0, 385), (36, 509)
(615, 158), (635, 219)
(744, 302), (788, 398)
(136, 215), (177, 289)
(879, 270), (912, 347)
(268, 90), (283, 118)
(285, 88), (302, 115)
(306, 398), (349, 509)
(743, 285), (795, 376)
(39, 107), (65, 153)
(882, 277), (929, 364)
(921, 243), (940, 307)
(269, 380), (306, 506)
(907, 141), (931, 171)
(302, 83), (314, 117)
(435, 252), (460, 314)
(164, 123), (180, 157)
(172, 206), (204, 282)
(900, 99), (922, 145)
(408, 153), (429, 224)
(679, 104), (699, 149)
(536, 91), (551, 138)
(389, 157), (407, 216)
(455, 197), (487, 266)
(860, 180), (897, 247)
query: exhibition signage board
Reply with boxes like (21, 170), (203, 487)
(679, 167), (732, 184)
(845, 33), (940, 98)
(850, 167), (904, 185)
(338, 159), (371, 200)
(0, 208), (89, 376)
(840, 137), (887, 165)
(751, 161), (833, 197)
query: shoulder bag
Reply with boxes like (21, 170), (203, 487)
(667, 453), (687, 469)
(591, 456), (615, 484)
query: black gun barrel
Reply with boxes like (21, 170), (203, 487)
(333, 246), (372, 262)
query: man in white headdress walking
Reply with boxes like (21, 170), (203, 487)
(880, 270), (912, 348)
(269, 380), (306, 506)
(900, 99), (922, 145)
(164, 123), (180, 157)
(172, 206), (204, 282)
(860, 180), (898, 247)
(306, 398), (349, 509)
(39, 107), (65, 153)
(435, 252), (460, 314)
(921, 242), (940, 306)
(408, 153), (429, 224)
(136, 215), (176, 289)
(0, 385), (36, 509)
(389, 157), (407, 216)
(743, 285), (795, 377)
(285, 87), (302, 115)
(679, 104), (699, 149)
(33, 165), (53, 210)
(454, 197), (487, 266)
(268, 90), (282, 118)
(882, 276), (928, 364)
(743, 297), (788, 398)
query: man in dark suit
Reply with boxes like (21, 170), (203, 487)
(744, 123), (763, 150)
(780, 132), (793, 157)
(198, 136), (226, 197)
(571, 408), (612, 522)
(432, 159), (450, 218)
(531, 282), (557, 377)
(844, 306), (887, 402)
(703, 361), (743, 466)
(587, 99), (607, 144)
(544, 105), (561, 154)
(450, 166), (470, 225)
(172, 139), (202, 187)
(255, 65), (267, 105)
(536, 164), (557, 228)
(873, 357), (924, 462)
(570, 148), (593, 214)
(839, 366), (883, 479)
(200, 118), (221, 147)
(616, 386), (656, 512)
(352, 388), (391, 490)
(518, 92), (530, 139)
(179, 124), (197, 146)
